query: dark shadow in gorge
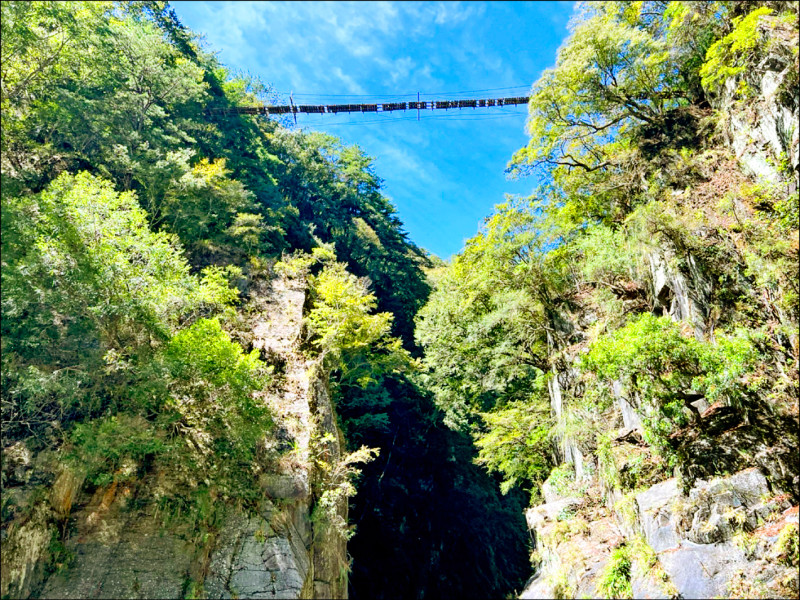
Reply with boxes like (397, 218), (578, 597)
(337, 374), (532, 600)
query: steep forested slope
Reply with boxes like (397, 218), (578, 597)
(3, 1), (798, 599)
(1, 2), (529, 598)
(416, 2), (799, 598)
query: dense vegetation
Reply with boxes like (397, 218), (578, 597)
(1, 1), (530, 598)
(2, 1), (798, 598)
(417, 0), (798, 502)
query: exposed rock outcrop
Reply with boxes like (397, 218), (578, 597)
(523, 468), (798, 599)
(711, 14), (800, 187)
(1, 274), (349, 599)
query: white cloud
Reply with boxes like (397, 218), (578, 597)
(175, 0), (516, 98)
(430, 2), (485, 25)
(331, 67), (367, 95)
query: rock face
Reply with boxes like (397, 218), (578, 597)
(523, 468), (798, 600)
(711, 15), (800, 187)
(519, 17), (800, 597)
(204, 505), (313, 599)
(635, 470), (796, 599)
(1, 275), (349, 599)
(648, 247), (712, 340)
(521, 493), (628, 600)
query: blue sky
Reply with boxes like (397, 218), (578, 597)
(171, 1), (576, 258)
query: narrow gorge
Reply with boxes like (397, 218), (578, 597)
(2, 2), (798, 600)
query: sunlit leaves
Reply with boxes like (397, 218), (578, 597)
(2, 172), (225, 351)
(510, 3), (679, 181)
(269, 129), (429, 341)
(416, 198), (561, 430)
(163, 317), (271, 465)
(700, 7), (774, 95)
(0, 1), (113, 108)
(1, 171), (239, 435)
(474, 402), (552, 495)
(159, 157), (255, 247)
(307, 260), (414, 389)
(584, 314), (763, 450)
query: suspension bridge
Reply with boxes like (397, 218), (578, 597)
(210, 95), (530, 117)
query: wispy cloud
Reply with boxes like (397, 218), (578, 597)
(177, 1), (520, 96)
(331, 66), (367, 95)
(172, 0), (574, 257)
(429, 2), (486, 26)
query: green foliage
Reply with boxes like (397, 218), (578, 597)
(585, 314), (762, 454)
(416, 198), (562, 430)
(510, 3), (679, 178)
(332, 384), (392, 445)
(507, 2), (714, 231)
(695, 329), (763, 405)
(596, 545), (633, 599)
(586, 314), (701, 448)
(68, 414), (164, 486)
(733, 529), (760, 559)
(0, 4), (534, 599)
(273, 245), (335, 278)
(0, 2), (109, 103)
(47, 527), (76, 575)
(573, 225), (637, 288)
(628, 533), (678, 595)
(165, 317), (265, 395)
(546, 464), (578, 498)
(775, 522), (799, 567)
(550, 569), (575, 600)
(157, 157), (256, 250)
(662, 1), (731, 101)
(307, 260), (413, 389)
(161, 317), (272, 476)
(614, 492), (639, 531)
(67, 316), (271, 498)
(269, 130), (430, 341)
(1, 0), (279, 258)
(158, 484), (224, 535)
(596, 432), (622, 490)
(773, 191), (800, 233)
(474, 402), (552, 495)
(549, 516), (590, 545)
(3, 172), (219, 350)
(1, 172), (236, 437)
(700, 7), (774, 95)
(5, 2), (796, 599)
(597, 433), (671, 494)
(556, 505), (577, 522)
(311, 440), (378, 541)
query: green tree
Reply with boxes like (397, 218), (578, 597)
(1, 172), (234, 437)
(584, 314), (763, 453)
(509, 2), (681, 180)
(474, 401), (552, 495)
(416, 198), (565, 429)
(270, 130), (430, 341)
(306, 259), (414, 389)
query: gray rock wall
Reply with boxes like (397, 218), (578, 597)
(1, 275), (350, 600)
(711, 15), (799, 187)
(522, 468), (797, 600)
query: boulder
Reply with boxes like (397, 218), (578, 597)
(634, 468), (793, 599)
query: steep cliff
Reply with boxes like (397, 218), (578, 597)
(519, 9), (799, 599)
(1, 274), (349, 599)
